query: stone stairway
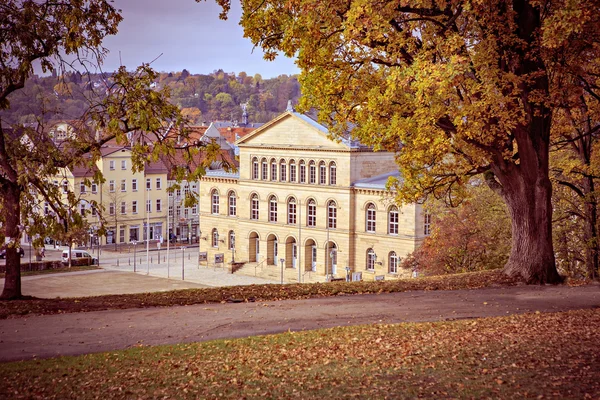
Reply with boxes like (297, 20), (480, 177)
(232, 261), (327, 284)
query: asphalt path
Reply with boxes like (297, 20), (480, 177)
(1, 284), (599, 363)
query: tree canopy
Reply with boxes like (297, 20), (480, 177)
(218, 0), (600, 283)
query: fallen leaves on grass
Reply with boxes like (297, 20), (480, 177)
(1, 309), (599, 399)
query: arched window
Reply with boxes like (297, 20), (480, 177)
(252, 157), (259, 180)
(299, 160), (306, 183)
(329, 162), (337, 185)
(261, 158), (268, 180)
(229, 230), (235, 250)
(251, 194), (259, 220)
(289, 160), (297, 182)
(307, 199), (316, 227)
(388, 206), (399, 235)
(389, 251), (399, 274)
(211, 190), (219, 215)
(366, 203), (376, 232)
(309, 161), (316, 184)
(319, 161), (327, 185)
(328, 200), (337, 229)
(366, 248), (376, 271)
(269, 196), (278, 222)
(287, 198), (297, 224)
(270, 158), (277, 181)
(212, 228), (219, 248)
(280, 160), (287, 182)
(228, 191), (237, 216)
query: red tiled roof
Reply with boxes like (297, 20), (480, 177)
(217, 127), (255, 143)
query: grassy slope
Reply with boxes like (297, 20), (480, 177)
(0, 309), (598, 399)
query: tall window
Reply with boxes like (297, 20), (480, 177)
(270, 159), (277, 181)
(307, 199), (316, 227)
(229, 231), (235, 250)
(228, 191), (237, 216)
(109, 202), (115, 215)
(146, 178), (151, 190)
(328, 200), (337, 229)
(121, 202), (126, 214)
(261, 158), (268, 180)
(269, 196), (278, 222)
(132, 201), (138, 214)
(156, 199), (162, 212)
(251, 194), (259, 220)
(192, 204), (197, 214)
(329, 162), (337, 185)
(280, 160), (287, 182)
(62, 180), (68, 193)
(287, 198), (297, 224)
(132, 179), (138, 191)
(146, 199), (152, 213)
(388, 206), (399, 235)
(80, 203), (86, 216)
(366, 248), (376, 271)
(121, 160), (127, 170)
(169, 205), (173, 217)
(309, 161), (316, 184)
(366, 203), (376, 232)
(91, 183), (97, 193)
(252, 157), (259, 180)
(109, 160), (115, 170)
(176, 205), (181, 216)
(389, 252), (399, 274)
(212, 228), (219, 248)
(121, 179), (126, 192)
(109, 180), (115, 192)
(290, 160), (297, 182)
(299, 160), (306, 183)
(156, 178), (162, 190)
(80, 182), (86, 194)
(211, 190), (220, 214)
(319, 161), (326, 185)
(424, 212), (432, 235)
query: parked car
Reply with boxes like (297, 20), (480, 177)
(61, 250), (98, 266)
(0, 246), (25, 259)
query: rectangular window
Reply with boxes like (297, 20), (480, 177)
(329, 164), (337, 185)
(109, 202), (115, 215)
(109, 180), (115, 192)
(121, 202), (126, 214)
(168, 205), (173, 217)
(80, 182), (86, 194)
(290, 164), (296, 182)
(62, 181), (68, 193)
(156, 199), (162, 212)
(91, 183), (97, 193)
(109, 160), (115, 170)
(288, 202), (296, 225)
(176, 205), (181, 216)
(309, 164), (316, 184)
(424, 212), (432, 235)
(320, 164), (326, 185)
(91, 206), (97, 216)
(389, 211), (399, 235)
(146, 199), (151, 213)
(280, 163), (286, 182)
(132, 179), (138, 191)
(132, 201), (138, 214)
(146, 178), (151, 190)
(192, 204), (198, 215)
(156, 178), (162, 190)
(120, 179), (126, 192)
(184, 208), (189, 218)
(119, 227), (125, 243)
(184, 185), (189, 196)
(80, 203), (86, 216)
(121, 160), (127, 170)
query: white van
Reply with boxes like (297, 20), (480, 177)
(61, 250), (98, 266)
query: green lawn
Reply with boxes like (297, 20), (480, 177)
(1, 309), (598, 399)
(0, 266), (99, 279)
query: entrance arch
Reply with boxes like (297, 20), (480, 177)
(304, 238), (317, 272)
(267, 234), (278, 265)
(285, 236), (297, 268)
(249, 231), (260, 262)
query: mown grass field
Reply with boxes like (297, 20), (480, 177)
(1, 308), (598, 399)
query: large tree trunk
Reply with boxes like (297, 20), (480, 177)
(1, 184), (23, 299)
(500, 170), (562, 284)
(582, 175), (599, 280)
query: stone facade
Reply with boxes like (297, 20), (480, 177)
(197, 111), (427, 282)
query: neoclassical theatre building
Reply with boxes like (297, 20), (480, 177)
(197, 110), (430, 282)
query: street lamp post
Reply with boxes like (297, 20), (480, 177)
(280, 258), (285, 284)
(231, 236), (235, 264)
(181, 246), (185, 280)
(132, 240), (137, 272)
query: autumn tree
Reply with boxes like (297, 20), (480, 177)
(0, 1), (215, 299)
(215, 0), (600, 283)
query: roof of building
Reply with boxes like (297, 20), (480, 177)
(353, 171), (401, 190)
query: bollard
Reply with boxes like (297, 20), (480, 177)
(129, 258), (130, 266)
(151, 257), (153, 263)
(117, 259), (119, 266)
(188, 253), (190, 260)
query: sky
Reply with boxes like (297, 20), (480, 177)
(96, 0), (299, 78)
